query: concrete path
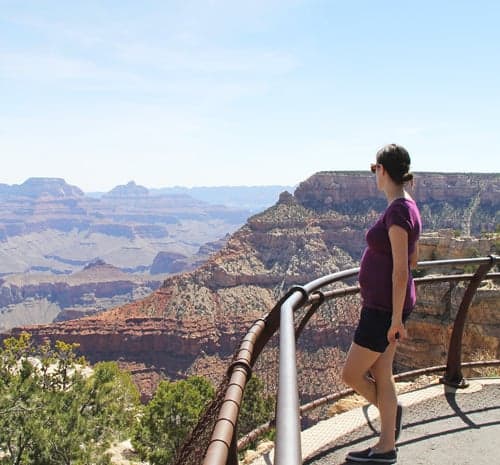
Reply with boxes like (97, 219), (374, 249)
(251, 378), (500, 465)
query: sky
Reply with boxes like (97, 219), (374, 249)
(1, 0), (499, 192)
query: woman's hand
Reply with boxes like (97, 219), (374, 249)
(387, 322), (407, 344)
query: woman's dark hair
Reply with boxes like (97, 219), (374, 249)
(376, 143), (413, 185)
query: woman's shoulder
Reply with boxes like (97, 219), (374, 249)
(386, 196), (414, 211)
(392, 196), (419, 211)
(384, 196), (421, 227)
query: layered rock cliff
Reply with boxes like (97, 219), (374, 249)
(4, 172), (499, 401)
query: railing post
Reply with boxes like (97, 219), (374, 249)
(441, 255), (497, 387)
(274, 293), (304, 465)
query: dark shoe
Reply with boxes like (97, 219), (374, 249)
(395, 403), (403, 441)
(346, 447), (397, 463)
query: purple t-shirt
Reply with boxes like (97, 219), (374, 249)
(359, 198), (422, 314)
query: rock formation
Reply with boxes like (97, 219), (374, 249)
(149, 235), (228, 275)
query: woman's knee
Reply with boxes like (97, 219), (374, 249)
(370, 367), (396, 392)
(342, 343), (380, 387)
(342, 364), (360, 387)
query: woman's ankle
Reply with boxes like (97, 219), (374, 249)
(373, 440), (396, 453)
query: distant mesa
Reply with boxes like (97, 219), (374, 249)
(104, 181), (149, 198)
(0, 177), (252, 277)
(150, 235), (229, 274)
(150, 252), (188, 274)
(83, 258), (109, 270)
(0, 177), (84, 199)
(75, 259), (134, 281)
(196, 234), (229, 256)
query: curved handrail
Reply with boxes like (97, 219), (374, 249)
(182, 255), (499, 465)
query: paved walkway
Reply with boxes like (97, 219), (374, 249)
(251, 378), (500, 465)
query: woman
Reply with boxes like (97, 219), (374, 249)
(342, 144), (422, 464)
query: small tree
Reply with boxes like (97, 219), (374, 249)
(132, 376), (214, 465)
(0, 334), (141, 465)
(0, 333), (46, 465)
(238, 375), (274, 437)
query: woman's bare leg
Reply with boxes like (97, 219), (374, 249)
(343, 342), (399, 453)
(342, 342), (381, 406)
(370, 342), (398, 452)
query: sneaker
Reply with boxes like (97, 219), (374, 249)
(346, 447), (397, 463)
(395, 403), (403, 441)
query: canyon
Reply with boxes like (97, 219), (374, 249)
(0, 178), (289, 330)
(2, 172), (499, 401)
(0, 178), (256, 277)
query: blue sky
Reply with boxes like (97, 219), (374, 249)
(1, 1), (499, 192)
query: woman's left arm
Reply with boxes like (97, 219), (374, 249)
(388, 224), (409, 343)
(410, 241), (419, 269)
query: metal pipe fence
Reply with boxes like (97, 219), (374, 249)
(175, 255), (499, 465)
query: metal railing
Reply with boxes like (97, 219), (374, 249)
(177, 255), (499, 465)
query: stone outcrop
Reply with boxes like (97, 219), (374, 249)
(397, 233), (500, 370)
(418, 229), (496, 261)
(295, 171), (499, 235)
(150, 252), (190, 274)
(3, 172), (499, 401)
(397, 278), (499, 370)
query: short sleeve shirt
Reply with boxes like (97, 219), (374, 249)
(359, 198), (422, 314)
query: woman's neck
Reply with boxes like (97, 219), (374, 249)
(384, 184), (406, 204)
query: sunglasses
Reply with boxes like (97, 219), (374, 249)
(370, 163), (382, 174)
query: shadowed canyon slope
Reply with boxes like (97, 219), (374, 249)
(4, 172), (499, 400)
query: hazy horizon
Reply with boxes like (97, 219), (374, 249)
(2, 170), (499, 194)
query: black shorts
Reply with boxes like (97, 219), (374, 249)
(354, 307), (409, 353)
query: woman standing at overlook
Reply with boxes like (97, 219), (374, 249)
(342, 144), (422, 464)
